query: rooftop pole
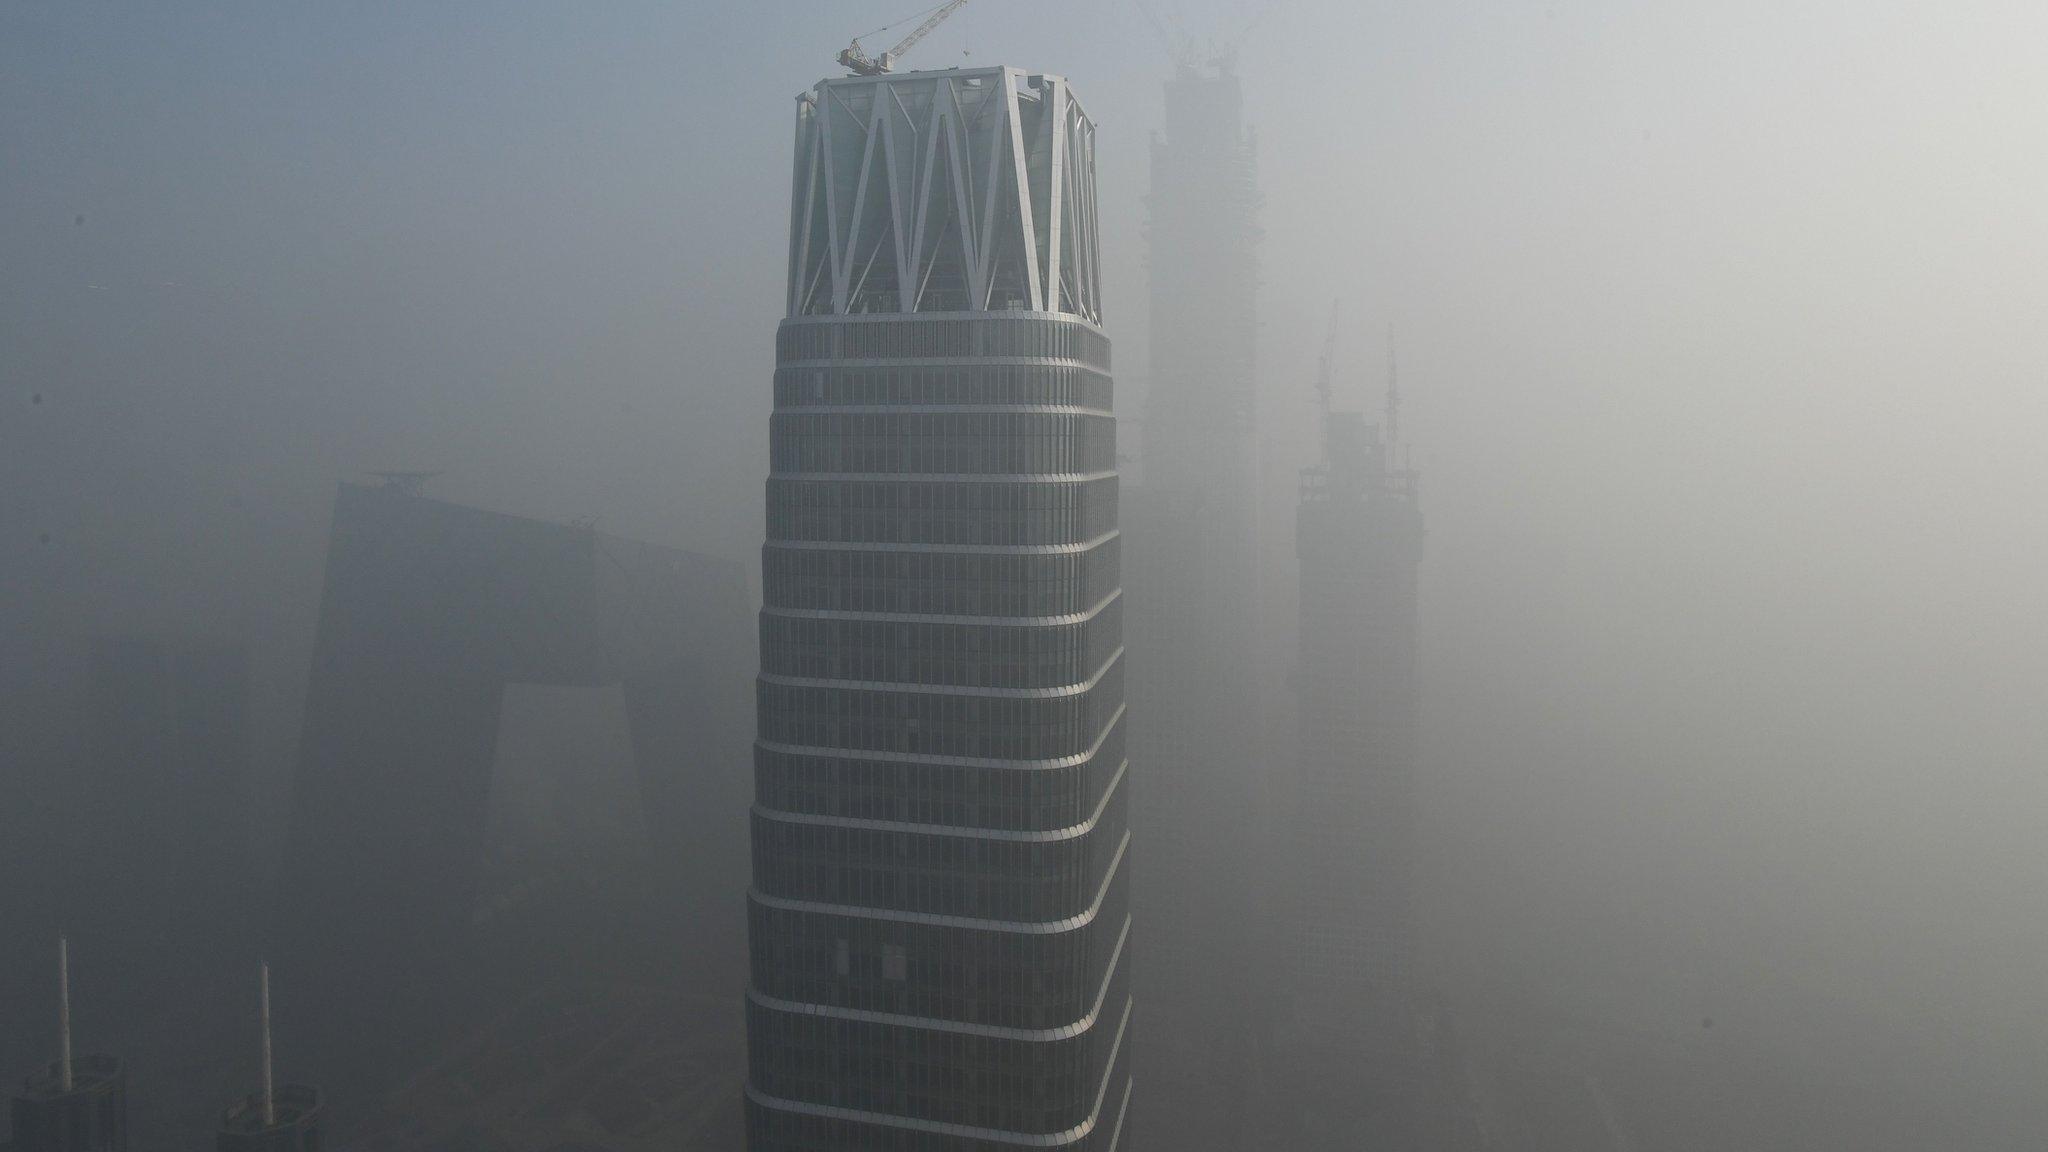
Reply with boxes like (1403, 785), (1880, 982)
(259, 962), (275, 1127)
(1385, 324), (1401, 456)
(57, 934), (73, 1091)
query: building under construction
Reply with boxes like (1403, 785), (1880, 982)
(1121, 57), (1265, 1151)
(1287, 364), (1429, 1146)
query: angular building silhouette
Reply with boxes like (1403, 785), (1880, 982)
(277, 482), (750, 1063)
(746, 66), (1132, 1150)
(1289, 376), (1426, 1146)
(1122, 58), (1264, 1151)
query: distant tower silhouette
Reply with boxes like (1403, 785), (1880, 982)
(1122, 54), (1264, 1151)
(8, 938), (129, 1152)
(1288, 333), (1426, 1147)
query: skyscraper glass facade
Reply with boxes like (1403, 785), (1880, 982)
(745, 67), (1131, 1152)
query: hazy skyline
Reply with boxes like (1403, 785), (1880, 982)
(7, 3), (2048, 1147)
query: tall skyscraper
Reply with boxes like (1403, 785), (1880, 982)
(745, 66), (1132, 1151)
(1122, 58), (1264, 1150)
(1288, 372), (1426, 1146)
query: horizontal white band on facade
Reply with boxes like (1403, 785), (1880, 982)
(769, 470), (1118, 485)
(756, 704), (1123, 772)
(748, 914), (1129, 1043)
(753, 759), (1127, 844)
(778, 303), (1106, 330)
(749, 830), (1128, 936)
(759, 648), (1121, 700)
(774, 350), (1114, 366)
(745, 997), (1133, 1148)
(776, 337), (1109, 351)
(771, 401), (1113, 416)
(762, 589), (1121, 629)
(764, 529), (1119, 556)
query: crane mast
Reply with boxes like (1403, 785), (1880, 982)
(839, 0), (970, 76)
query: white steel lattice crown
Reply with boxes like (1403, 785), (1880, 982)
(787, 67), (1102, 321)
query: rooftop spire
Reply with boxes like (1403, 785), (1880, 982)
(1309, 300), (1345, 477)
(57, 934), (72, 1092)
(1314, 298), (1339, 424)
(259, 962), (275, 1127)
(1384, 324), (1402, 459)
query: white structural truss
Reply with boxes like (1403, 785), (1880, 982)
(788, 67), (1102, 320)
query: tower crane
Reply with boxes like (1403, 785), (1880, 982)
(839, 0), (971, 76)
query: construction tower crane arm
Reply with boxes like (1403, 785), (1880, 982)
(839, 0), (970, 76)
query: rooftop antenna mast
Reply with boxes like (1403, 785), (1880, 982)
(1384, 324), (1401, 454)
(57, 934), (73, 1091)
(1313, 300), (1339, 420)
(259, 963), (275, 1127)
(839, 0), (971, 76)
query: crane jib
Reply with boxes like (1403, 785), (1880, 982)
(837, 0), (970, 76)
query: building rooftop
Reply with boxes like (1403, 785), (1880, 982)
(218, 1085), (322, 1135)
(17, 1055), (123, 1101)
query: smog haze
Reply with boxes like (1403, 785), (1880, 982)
(5, 3), (2046, 1150)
